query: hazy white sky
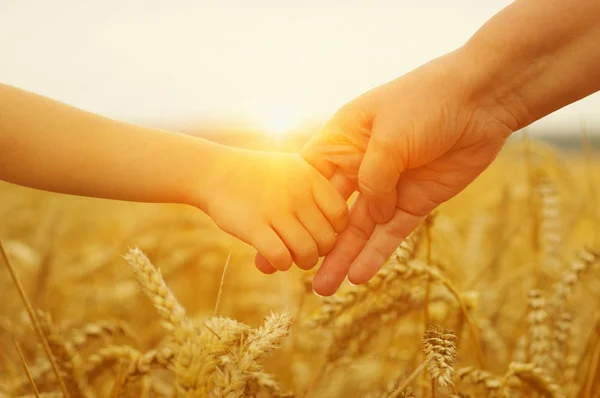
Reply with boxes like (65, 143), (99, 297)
(1, 0), (599, 135)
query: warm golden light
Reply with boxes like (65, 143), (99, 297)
(251, 99), (304, 139)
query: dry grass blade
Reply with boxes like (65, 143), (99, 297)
(12, 336), (39, 398)
(0, 240), (69, 398)
(214, 253), (231, 316)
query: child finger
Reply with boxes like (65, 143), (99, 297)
(254, 252), (278, 274)
(311, 176), (350, 233)
(249, 225), (293, 271)
(271, 217), (319, 270)
(295, 202), (336, 256)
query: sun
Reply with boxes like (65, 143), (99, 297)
(263, 109), (298, 137)
(252, 100), (304, 139)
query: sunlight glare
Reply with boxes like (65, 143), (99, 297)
(253, 100), (304, 139)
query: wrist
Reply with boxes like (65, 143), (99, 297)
(445, 44), (535, 137)
(177, 137), (231, 213)
(450, 0), (600, 138)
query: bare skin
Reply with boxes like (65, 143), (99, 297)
(0, 83), (348, 272)
(3, 0), (600, 294)
(254, 0), (600, 295)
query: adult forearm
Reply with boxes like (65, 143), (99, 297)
(0, 83), (220, 208)
(457, 0), (600, 131)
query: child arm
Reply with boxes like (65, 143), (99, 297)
(0, 83), (348, 271)
(0, 83), (221, 209)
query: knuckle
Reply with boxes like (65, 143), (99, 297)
(348, 217), (372, 242)
(330, 206), (349, 231)
(403, 203), (433, 218)
(358, 178), (381, 199)
(371, 129), (398, 146)
(266, 202), (291, 219)
(290, 192), (311, 210)
(317, 232), (336, 255)
(399, 188), (440, 218)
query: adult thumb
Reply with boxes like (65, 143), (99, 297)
(358, 125), (405, 223)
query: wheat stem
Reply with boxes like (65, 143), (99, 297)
(0, 240), (70, 398)
(581, 120), (598, 246)
(214, 253), (231, 316)
(13, 335), (40, 397)
(584, 338), (600, 398)
(422, 218), (433, 398)
(438, 277), (485, 369)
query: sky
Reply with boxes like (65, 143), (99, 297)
(1, 0), (599, 136)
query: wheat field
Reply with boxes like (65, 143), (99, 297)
(0, 137), (599, 398)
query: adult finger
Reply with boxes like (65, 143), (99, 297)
(347, 209), (425, 285)
(393, 166), (461, 218)
(358, 119), (405, 224)
(348, 171), (447, 283)
(312, 195), (375, 296)
(300, 133), (337, 178)
(301, 110), (367, 180)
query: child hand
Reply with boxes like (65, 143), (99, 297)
(194, 146), (349, 272)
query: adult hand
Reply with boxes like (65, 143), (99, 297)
(299, 51), (518, 295)
(254, 0), (600, 296)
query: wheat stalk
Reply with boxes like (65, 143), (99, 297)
(0, 241), (69, 398)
